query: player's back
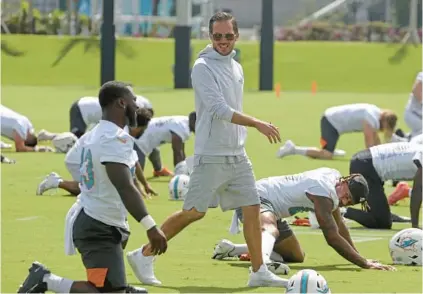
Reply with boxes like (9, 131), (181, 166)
(136, 116), (190, 155)
(370, 142), (422, 181)
(78, 120), (137, 230)
(0, 104), (33, 140)
(258, 167), (341, 218)
(324, 103), (381, 134)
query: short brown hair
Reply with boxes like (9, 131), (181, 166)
(208, 12), (238, 35)
(381, 110), (397, 131)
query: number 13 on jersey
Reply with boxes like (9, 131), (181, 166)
(80, 148), (94, 190)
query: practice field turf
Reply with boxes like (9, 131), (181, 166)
(1, 85), (422, 293)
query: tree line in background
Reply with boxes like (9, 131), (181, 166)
(2, 0), (422, 43)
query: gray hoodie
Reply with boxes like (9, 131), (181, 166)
(191, 45), (247, 156)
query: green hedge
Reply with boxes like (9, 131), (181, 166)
(1, 35), (421, 93)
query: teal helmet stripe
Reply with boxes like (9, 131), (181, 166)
(173, 176), (180, 200)
(300, 271), (309, 294)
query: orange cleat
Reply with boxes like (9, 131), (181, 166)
(388, 182), (410, 206)
(239, 253), (251, 261)
(291, 217), (311, 227)
(153, 167), (174, 177)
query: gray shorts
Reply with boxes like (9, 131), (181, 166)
(69, 101), (87, 138)
(235, 197), (293, 243)
(183, 155), (260, 212)
(65, 162), (80, 182)
(73, 209), (129, 291)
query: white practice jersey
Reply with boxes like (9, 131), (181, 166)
(413, 149), (422, 168)
(77, 96), (153, 126)
(410, 134), (423, 145)
(405, 72), (422, 118)
(77, 120), (138, 230)
(370, 142), (422, 181)
(0, 105), (34, 140)
(324, 103), (381, 134)
(135, 116), (191, 155)
(77, 97), (102, 126)
(256, 168), (341, 219)
(136, 95), (153, 110)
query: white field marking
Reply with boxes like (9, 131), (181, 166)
(351, 236), (383, 243)
(293, 230), (386, 244)
(16, 216), (40, 221)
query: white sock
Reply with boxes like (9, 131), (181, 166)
(333, 149), (346, 157)
(293, 146), (311, 155)
(231, 244), (249, 256)
(261, 231), (276, 263)
(43, 273), (73, 293)
(270, 251), (284, 262)
(409, 188), (413, 197)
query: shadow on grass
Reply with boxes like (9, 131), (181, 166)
(138, 285), (252, 293)
(228, 262), (361, 272)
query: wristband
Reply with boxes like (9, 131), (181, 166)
(140, 215), (156, 230)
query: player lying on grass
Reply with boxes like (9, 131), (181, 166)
(277, 103), (398, 160)
(343, 142), (422, 229)
(18, 81), (166, 293)
(36, 108), (157, 198)
(212, 167), (395, 271)
(131, 112), (196, 176)
(0, 104), (55, 152)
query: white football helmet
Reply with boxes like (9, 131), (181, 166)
(52, 132), (78, 153)
(174, 161), (189, 176)
(168, 174), (190, 201)
(286, 269), (331, 294)
(389, 228), (423, 266)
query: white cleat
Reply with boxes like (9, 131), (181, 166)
(212, 239), (236, 260)
(247, 264), (289, 288)
(36, 172), (62, 195)
(276, 140), (295, 158)
(127, 247), (162, 286)
(333, 149), (347, 157)
(266, 261), (290, 275)
(0, 141), (12, 149)
(37, 129), (57, 141)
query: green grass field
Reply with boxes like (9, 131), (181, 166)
(1, 36), (422, 293)
(1, 86), (422, 293)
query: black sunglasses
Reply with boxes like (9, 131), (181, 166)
(212, 33), (236, 41)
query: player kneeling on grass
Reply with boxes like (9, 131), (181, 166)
(130, 112), (196, 177)
(344, 142), (422, 229)
(18, 81), (166, 294)
(213, 168), (395, 271)
(0, 105), (55, 152)
(36, 108), (157, 198)
(277, 103), (397, 160)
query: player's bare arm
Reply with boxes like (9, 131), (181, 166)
(311, 194), (369, 268)
(171, 132), (186, 166)
(13, 131), (34, 152)
(135, 162), (157, 196)
(231, 112), (281, 144)
(105, 162), (167, 254)
(362, 122), (380, 148)
(410, 166), (422, 228)
(332, 207), (358, 252)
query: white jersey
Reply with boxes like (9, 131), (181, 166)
(77, 120), (138, 230)
(77, 95), (153, 126)
(77, 97), (102, 126)
(410, 134), (423, 145)
(413, 149), (422, 168)
(370, 142), (422, 181)
(324, 103), (381, 134)
(0, 105), (34, 140)
(135, 116), (191, 155)
(405, 72), (422, 118)
(257, 168), (341, 219)
(136, 95), (153, 110)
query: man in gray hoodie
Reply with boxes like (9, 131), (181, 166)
(128, 12), (286, 288)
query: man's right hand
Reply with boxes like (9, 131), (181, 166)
(365, 260), (396, 271)
(146, 226), (168, 255)
(254, 120), (281, 144)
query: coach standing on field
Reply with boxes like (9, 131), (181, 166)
(131, 12), (287, 288)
